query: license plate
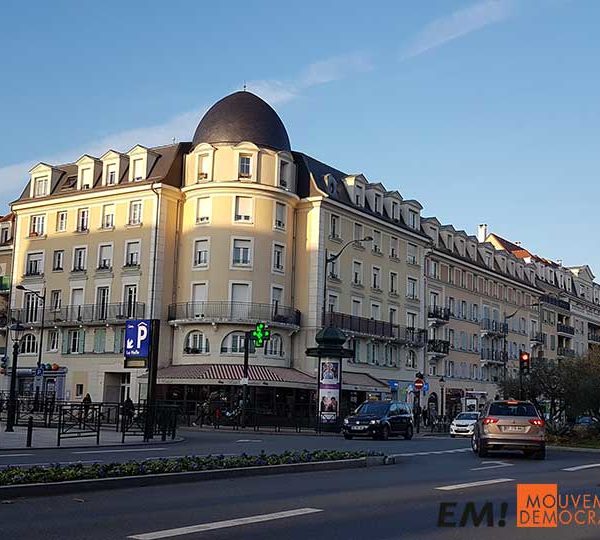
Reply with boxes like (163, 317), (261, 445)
(504, 426), (524, 432)
(352, 425), (367, 431)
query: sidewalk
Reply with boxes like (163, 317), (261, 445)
(0, 425), (173, 450)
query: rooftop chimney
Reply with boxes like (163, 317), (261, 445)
(515, 241), (522, 246)
(477, 224), (488, 243)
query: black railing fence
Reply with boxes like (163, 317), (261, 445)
(168, 301), (300, 326)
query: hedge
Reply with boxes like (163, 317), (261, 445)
(0, 450), (376, 486)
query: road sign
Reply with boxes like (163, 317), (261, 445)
(414, 378), (424, 391)
(35, 367), (44, 377)
(125, 319), (151, 359)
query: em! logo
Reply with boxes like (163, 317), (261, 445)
(517, 484), (558, 528)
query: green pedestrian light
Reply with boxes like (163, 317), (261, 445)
(252, 322), (270, 348)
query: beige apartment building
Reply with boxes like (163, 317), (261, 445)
(4, 90), (599, 418)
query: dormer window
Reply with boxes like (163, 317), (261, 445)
(0, 226), (10, 244)
(197, 154), (209, 181)
(391, 202), (399, 221)
(81, 168), (92, 190)
(355, 185), (364, 206)
(239, 155), (252, 178)
(408, 210), (418, 229)
(106, 164), (117, 185)
(447, 235), (453, 250)
(33, 176), (48, 197)
(279, 161), (289, 188)
(374, 193), (382, 213)
(132, 159), (144, 181)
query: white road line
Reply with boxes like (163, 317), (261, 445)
(471, 460), (514, 471)
(127, 507), (323, 539)
(236, 439), (262, 443)
(562, 463), (600, 472)
(393, 448), (470, 457)
(72, 448), (168, 455)
(436, 478), (515, 491)
(0, 454), (34, 458)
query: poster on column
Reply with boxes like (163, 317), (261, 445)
(318, 359), (341, 423)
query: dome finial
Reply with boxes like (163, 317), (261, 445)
(243, 81), (247, 92)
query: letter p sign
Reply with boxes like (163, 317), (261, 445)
(125, 319), (152, 359)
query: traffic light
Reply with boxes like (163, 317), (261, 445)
(519, 351), (531, 375)
(252, 322), (271, 348)
(0, 355), (8, 375)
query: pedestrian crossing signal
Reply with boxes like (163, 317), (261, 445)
(252, 322), (270, 348)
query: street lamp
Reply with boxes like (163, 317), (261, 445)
(439, 376), (446, 421)
(5, 320), (26, 432)
(322, 236), (373, 327)
(16, 285), (46, 408)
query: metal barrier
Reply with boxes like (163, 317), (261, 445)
(57, 403), (102, 446)
(121, 403), (179, 442)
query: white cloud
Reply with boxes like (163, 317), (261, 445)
(0, 51), (372, 209)
(401, 0), (517, 60)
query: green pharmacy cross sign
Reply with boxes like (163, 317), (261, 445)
(252, 322), (271, 348)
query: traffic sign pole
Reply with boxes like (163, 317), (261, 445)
(144, 319), (160, 441)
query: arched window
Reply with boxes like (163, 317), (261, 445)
(265, 333), (283, 357)
(20, 334), (38, 354)
(221, 332), (255, 354)
(184, 331), (209, 354)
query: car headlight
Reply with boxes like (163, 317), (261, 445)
(370, 419), (380, 425)
(343, 418), (349, 425)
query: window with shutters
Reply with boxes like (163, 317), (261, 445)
(24, 293), (39, 323)
(272, 243), (285, 273)
(106, 163), (117, 185)
(274, 202), (286, 230)
(390, 271), (398, 294)
(184, 331), (210, 354)
(329, 214), (340, 239)
(390, 236), (399, 258)
(372, 230), (382, 253)
(196, 197), (211, 224)
(232, 239), (252, 266)
(132, 158), (144, 181)
(351, 298), (362, 317)
(372, 266), (381, 290)
(47, 330), (60, 352)
(65, 329), (84, 354)
(196, 154), (210, 181)
(125, 241), (140, 267)
(25, 252), (43, 276)
(407, 243), (418, 265)
(353, 223), (363, 242)
(102, 204), (115, 229)
(128, 200), (142, 225)
(124, 285), (138, 317)
(194, 239), (209, 267)
(50, 290), (62, 311)
(56, 211), (68, 232)
(29, 214), (45, 237)
(234, 196), (253, 223)
(77, 208), (89, 232)
(52, 250), (64, 271)
(73, 247), (87, 271)
(352, 261), (363, 285)
(34, 176), (48, 197)
(98, 245), (112, 269)
(94, 328), (106, 353)
(238, 155), (252, 178)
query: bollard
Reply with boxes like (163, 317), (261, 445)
(26, 416), (34, 448)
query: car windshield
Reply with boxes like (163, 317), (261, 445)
(489, 402), (538, 417)
(455, 413), (479, 421)
(355, 402), (389, 416)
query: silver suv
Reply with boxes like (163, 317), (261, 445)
(471, 400), (545, 460)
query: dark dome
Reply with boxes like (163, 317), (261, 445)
(192, 91), (291, 151)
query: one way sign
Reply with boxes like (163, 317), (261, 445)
(124, 319), (151, 359)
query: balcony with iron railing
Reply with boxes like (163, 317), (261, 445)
(427, 306), (451, 323)
(530, 332), (545, 345)
(557, 323), (575, 336)
(427, 339), (450, 356)
(541, 294), (570, 311)
(168, 301), (301, 327)
(588, 333), (600, 343)
(480, 349), (507, 364)
(557, 347), (576, 358)
(324, 311), (426, 346)
(480, 318), (508, 336)
(11, 302), (145, 326)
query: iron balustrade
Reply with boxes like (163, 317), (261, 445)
(588, 333), (600, 343)
(541, 294), (570, 311)
(530, 332), (545, 344)
(427, 306), (451, 320)
(480, 318), (509, 335)
(168, 301), (301, 326)
(11, 302), (146, 325)
(557, 323), (575, 335)
(427, 339), (450, 354)
(557, 347), (576, 358)
(480, 349), (507, 362)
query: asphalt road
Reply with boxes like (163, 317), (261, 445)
(2, 434), (600, 540)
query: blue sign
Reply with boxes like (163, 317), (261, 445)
(125, 319), (151, 358)
(35, 367), (44, 377)
(387, 380), (399, 390)
(423, 382), (430, 393)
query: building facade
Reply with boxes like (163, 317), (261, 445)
(4, 90), (599, 418)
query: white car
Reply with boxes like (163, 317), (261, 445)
(449, 412), (480, 437)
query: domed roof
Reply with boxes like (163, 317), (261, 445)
(192, 91), (291, 151)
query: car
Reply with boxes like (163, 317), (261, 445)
(342, 400), (414, 440)
(471, 399), (546, 459)
(449, 412), (480, 437)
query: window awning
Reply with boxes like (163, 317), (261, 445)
(342, 372), (390, 393)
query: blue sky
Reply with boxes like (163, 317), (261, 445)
(1, 0), (598, 273)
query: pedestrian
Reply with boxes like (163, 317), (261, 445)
(82, 393), (92, 417)
(192, 400), (208, 427)
(123, 396), (135, 423)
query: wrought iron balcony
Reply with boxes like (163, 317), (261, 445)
(530, 332), (545, 344)
(168, 301), (301, 327)
(541, 294), (570, 311)
(427, 306), (451, 322)
(480, 349), (507, 364)
(557, 323), (575, 336)
(588, 333), (600, 343)
(557, 347), (576, 358)
(480, 318), (508, 335)
(11, 302), (145, 325)
(427, 339), (450, 355)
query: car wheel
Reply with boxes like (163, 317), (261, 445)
(471, 434), (478, 453)
(343, 434), (353, 440)
(404, 425), (414, 440)
(381, 425), (390, 441)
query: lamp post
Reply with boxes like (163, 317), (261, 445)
(16, 285), (46, 408)
(5, 321), (26, 432)
(439, 376), (446, 421)
(322, 236), (373, 327)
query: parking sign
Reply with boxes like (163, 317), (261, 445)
(124, 319), (151, 359)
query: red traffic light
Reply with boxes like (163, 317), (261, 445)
(519, 351), (530, 363)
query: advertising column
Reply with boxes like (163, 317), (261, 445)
(318, 358), (342, 423)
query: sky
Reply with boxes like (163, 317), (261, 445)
(1, 0), (598, 273)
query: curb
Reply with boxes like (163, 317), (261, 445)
(548, 445), (600, 453)
(181, 427), (341, 438)
(0, 437), (184, 452)
(0, 457), (382, 498)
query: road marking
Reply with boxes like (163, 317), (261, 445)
(236, 439), (262, 443)
(562, 463), (600, 472)
(436, 478), (515, 491)
(0, 454), (34, 458)
(127, 507), (323, 539)
(471, 461), (514, 471)
(72, 448), (168, 455)
(392, 448), (470, 458)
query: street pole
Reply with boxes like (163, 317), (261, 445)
(241, 331), (251, 428)
(33, 290), (46, 411)
(143, 319), (160, 441)
(321, 248), (329, 328)
(5, 341), (19, 432)
(502, 318), (508, 399)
